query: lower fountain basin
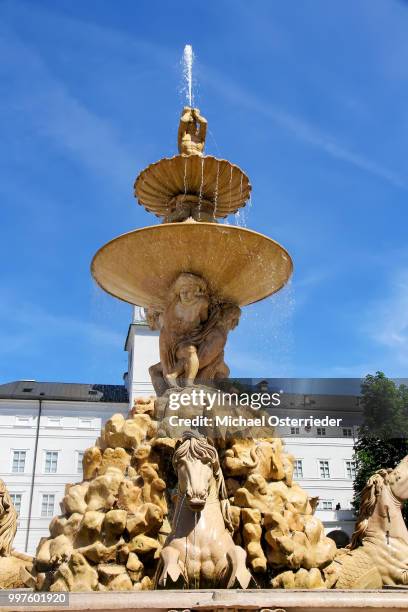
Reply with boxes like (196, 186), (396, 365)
(91, 221), (293, 309)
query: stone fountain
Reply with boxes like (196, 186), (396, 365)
(91, 107), (291, 316)
(26, 104), (408, 610)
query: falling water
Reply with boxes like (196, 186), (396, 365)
(239, 208), (247, 227)
(234, 208), (246, 228)
(183, 157), (188, 202)
(198, 156), (205, 218)
(183, 44), (194, 107)
(229, 166), (233, 210)
(213, 161), (220, 219)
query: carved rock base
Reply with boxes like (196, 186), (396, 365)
(32, 391), (336, 590)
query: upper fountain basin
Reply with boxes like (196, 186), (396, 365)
(134, 155), (251, 220)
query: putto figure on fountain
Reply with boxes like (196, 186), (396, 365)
(147, 272), (241, 395)
(178, 107), (207, 157)
(158, 272), (209, 388)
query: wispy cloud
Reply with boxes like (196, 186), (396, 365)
(0, 293), (123, 362)
(0, 29), (137, 190)
(201, 68), (405, 189)
(364, 270), (408, 366)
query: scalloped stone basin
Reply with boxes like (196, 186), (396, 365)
(134, 155), (251, 219)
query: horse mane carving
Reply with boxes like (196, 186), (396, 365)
(173, 431), (233, 533)
(328, 456), (408, 589)
(349, 467), (394, 550)
(0, 479), (18, 556)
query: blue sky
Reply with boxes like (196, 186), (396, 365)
(1, 0), (408, 384)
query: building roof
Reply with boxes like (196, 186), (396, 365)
(0, 381), (128, 403)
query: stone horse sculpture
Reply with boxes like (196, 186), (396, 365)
(157, 431), (252, 589)
(0, 479), (33, 588)
(325, 455), (408, 588)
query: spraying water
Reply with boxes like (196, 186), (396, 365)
(183, 44), (194, 106)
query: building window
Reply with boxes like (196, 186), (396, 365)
(345, 460), (356, 479)
(319, 460), (330, 479)
(320, 499), (333, 510)
(44, 451), (58, 474)
(77, 451), (84, 473)
(294, 459), (303, 478)
(47, 417), (61, 427)
(10, 493), (22, 514)
(41, 494), (55, 517)
(291, 427), (300, 435)
(78, 418), (92, 428)
(343, 428), (352, 437)
(12, 450), (27, 473)
(15, 416), (30, 426)
(317, 427), (326, 436)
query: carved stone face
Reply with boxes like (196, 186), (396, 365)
(176, 457), (213, 511)
(221, 305), (241, 331)
(179, 285), (200, 304)
(172, 273), (208, 306)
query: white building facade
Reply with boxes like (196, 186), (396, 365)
(0, 307), (360, 554)
(124, 306), (159, 404)
(273, 391), (361, 540)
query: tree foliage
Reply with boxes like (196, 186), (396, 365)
(353, 372), (408, 521)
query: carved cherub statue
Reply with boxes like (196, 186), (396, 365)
(159, 273), (209, 388)
(177, 106), (207, 156)
(196, 303), (241, 382)
(148, 276), (242, 394)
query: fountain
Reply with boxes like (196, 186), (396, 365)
(23, 48), (408, 611)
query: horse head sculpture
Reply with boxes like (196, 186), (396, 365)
(173, 431), (215, 511)
(158, 431), (251, 589)
(172, 430), (233, 529)
(350, 454), (408, 550)
(327, 455), (408, 589)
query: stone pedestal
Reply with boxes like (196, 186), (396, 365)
(1, 589), (407, 612)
